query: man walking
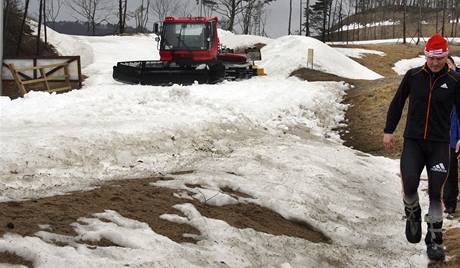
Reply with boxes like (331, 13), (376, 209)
(383, 33), (460, 261)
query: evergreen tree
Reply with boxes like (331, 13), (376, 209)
(310, 0), (332, 41)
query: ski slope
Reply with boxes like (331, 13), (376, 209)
(0, 27), (431, 267)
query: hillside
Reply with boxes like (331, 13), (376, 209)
(3, 1), (56, 57)
(328, 6), (460, 42)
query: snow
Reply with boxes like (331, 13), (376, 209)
(260, 35), (383, 80)
(0, 25), (432, 267)
(335, 20), (400, 32)
(334, 47), (386, 58)
(393, 55), (460, 75)
(218, 29), (273, 49)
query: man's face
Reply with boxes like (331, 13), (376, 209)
(426, 56), (447, 73)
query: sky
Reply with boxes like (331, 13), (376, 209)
(3, 19), (458, 266)
(24, 0), (306, 38)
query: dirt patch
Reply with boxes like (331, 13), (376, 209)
(332, 44), (424, 77)
(0, 251), (33, 268)
(220, 186), (253, 199)
(0, 177), (329, 265)
(291, 68), (358, 84)
(442, 226), (460, 267)
(340, 76), (407, 158)
(0, 177), (199, 245)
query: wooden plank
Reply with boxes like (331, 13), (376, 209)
(15, 63), (68, 72)
(21, 76), (68, 85)
(7, 64), (27, 97)
(50, 86), (72, 92)
(39, 68), (50, 92)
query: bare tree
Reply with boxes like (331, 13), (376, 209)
(134, 0), (150, 32)
(402, 0), (406, 44)
(16, 0), (30, 55)
(149, 0), (181, 21)
(304, 0), (311, 36)
(299, 0), (302, 35)
(43, 0), (47, 44)
(68, 0), (112, 35)
(288, 0), (292, 34)
(214, 0), (245, 31)
(37, 0), (43, 55)
(46, 0), (62, 27)
(0, 0), (3, 95)
(441, 0), (446, 35)
(241, 0), (258, 34)
(118, 0), (127, 34)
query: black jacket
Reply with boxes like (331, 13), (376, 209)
(384, 64), (460, 142)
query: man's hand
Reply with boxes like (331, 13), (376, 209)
(456, 140), (460, 159)
(383, 133), (395, 152)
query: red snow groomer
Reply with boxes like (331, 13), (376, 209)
(112, 16), (264, 86)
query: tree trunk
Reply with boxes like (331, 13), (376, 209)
(355, 0), (359, 41)
(455, 0), (459, 37)
(43, 0), (47, 45)
(228, 0), (237, 32)
(0, 0), (3, 95)
(322, 0), (327, 41)
(392, 2), (396, 38)
(441, 0), (446, 36)
(17, 0), (30, 55)
(417, 0), (421, 44)
(123, 0), (128, 31)
(299, 0), (302, 35)
(338, 0), (343, 41)
(305, 0), (310, 36)
(288, 0), (292, 35)
(436, 0), (439, 32)
(450, 0), (455, 37)
(119, 0), (124, 34)
(37, 0), (43, 56)
(403, 0), (406, 44)
(3, 0), (9, 37)
(328, 0), (335, 41)
(380, 1), (385, 39)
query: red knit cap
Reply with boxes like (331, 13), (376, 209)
(424, 33), (448, 57)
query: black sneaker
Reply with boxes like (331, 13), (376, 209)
(425, 215), (444, 261)
(427, 243), (445, 261)
(444, 207), (456, 214)
(404, 200), (422, 243)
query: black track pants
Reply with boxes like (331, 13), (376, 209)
(443, 148), (459, 210)
(400, 138), (450, 218)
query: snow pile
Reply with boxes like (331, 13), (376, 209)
(0, 77), (348, 201)
(260, 35), (383, 80)
(218, 29), (273, 49)
(30, 21), (157, 70)
(393, 55), (460, 75)
(29, 20), (94, 68)
(334, 47), (386, 58)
